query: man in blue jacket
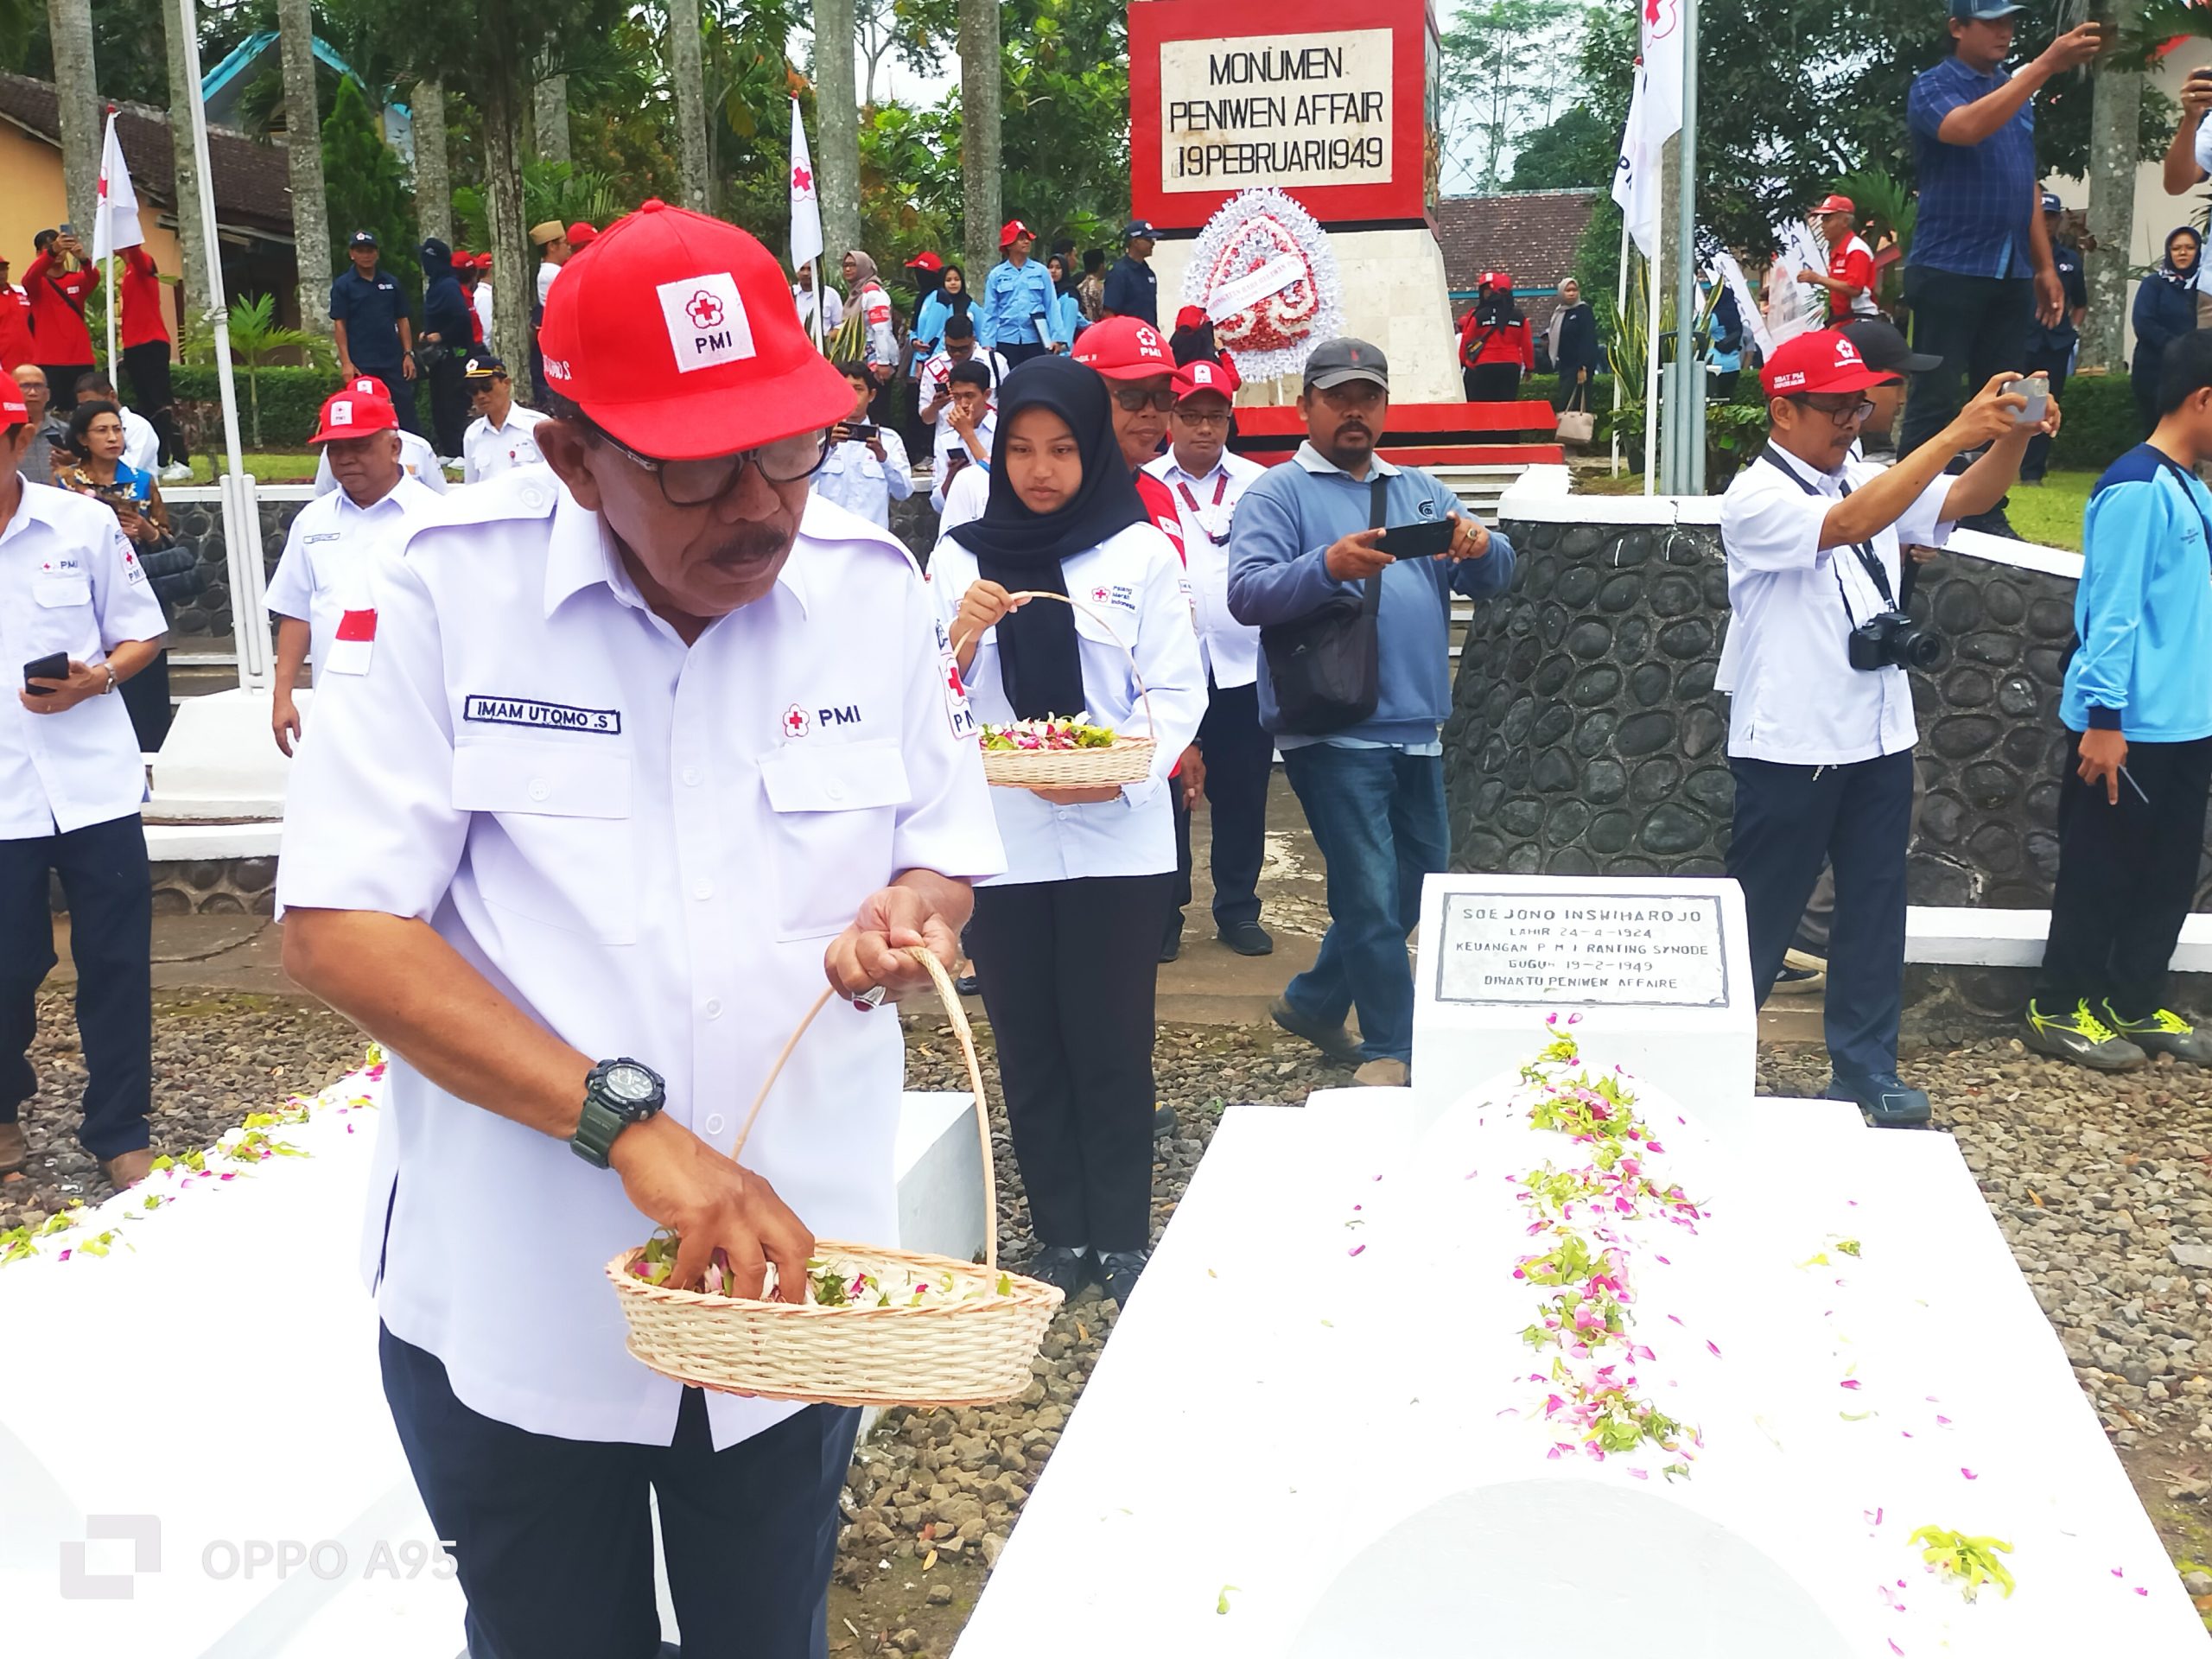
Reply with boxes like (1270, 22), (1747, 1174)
(416, 238), (476, 462)
(2028, 328), (2212, 1071)
(1227, 338), (1515, 1084)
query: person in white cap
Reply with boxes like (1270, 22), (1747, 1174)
(267, 385), (442, 756)
(460, 354), (549, 483)
(274, 200), (1002, 1659)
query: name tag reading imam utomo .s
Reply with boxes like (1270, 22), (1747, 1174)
(1435, 893), (1730, 1009)
(462, 696), (624, 735)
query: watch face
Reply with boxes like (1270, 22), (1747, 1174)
(602, 1062), (658, 1105)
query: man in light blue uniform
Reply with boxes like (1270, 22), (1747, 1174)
(976, 219), (1066, 367)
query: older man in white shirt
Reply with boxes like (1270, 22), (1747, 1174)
(275, 202), (1002, 1659)
(461, 354), (550, 483)
(314, 374), (447, 496)
(0, 370), (169, 1192)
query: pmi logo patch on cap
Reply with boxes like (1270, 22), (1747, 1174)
(657, 272), (756, 374)
(328, 398), (357, 426)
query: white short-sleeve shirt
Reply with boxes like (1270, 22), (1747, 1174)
(461, 404), (550, 484)
(1716, 448), (1955, 765)
(0, 481), (169, 837)
(274, 478), (1003, 1448)
(931, 410), (995, 512)
(810, 429), (914, 531)
(315, 429), (448, 496)
(937, 460), (990, 534)
(929, 519), (1206, 885)
(1144, 448), (1267, 689)
(265, 474), (441, 667)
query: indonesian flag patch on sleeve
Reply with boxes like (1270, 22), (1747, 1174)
(326, 607), (378, 676)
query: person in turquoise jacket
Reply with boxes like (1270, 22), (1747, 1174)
(976, 220), (1066, 364)
(2029, 327), (2212, 1071)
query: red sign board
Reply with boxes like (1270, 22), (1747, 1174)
(1129, 0), (1440, 232)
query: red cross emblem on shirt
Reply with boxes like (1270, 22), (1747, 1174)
(1091, 586), (1109, 602)
(791, 164), (812, 194)
(946, 662), (965, 697)
(782, 704), (810, 738)
(685, 290), (726, 329)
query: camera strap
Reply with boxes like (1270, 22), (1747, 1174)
(1758, 444), (1897, 609)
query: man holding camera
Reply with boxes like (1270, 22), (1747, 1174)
(1719, 330), (2053, 1126)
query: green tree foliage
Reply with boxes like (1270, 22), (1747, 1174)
(322, 76), (420, 306)
(1439, 0), (1589, 193)
(1508, 105), (1618, 193)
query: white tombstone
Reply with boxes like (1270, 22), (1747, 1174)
(1410, 872), (1759, 1117)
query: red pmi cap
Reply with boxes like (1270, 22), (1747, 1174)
(1073, 316), (1173, 381)
(1814, 194), (1856, 217)
(309, 388), (398, 444)
(999, 219), (1033, 248)
(345, 373), (391, 401)
(0, 370), (26, 423)
(537, 199), (851, 461)
(1172, 359), (1236, 403)
(1759, 328), (1893, 397)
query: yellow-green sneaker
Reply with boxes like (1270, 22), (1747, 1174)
(2024, 1000), (2148, 1071)
(2100, 1003), (2212, 1066)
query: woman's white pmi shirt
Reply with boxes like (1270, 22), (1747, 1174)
(275, 479), (1005, 1448)
(1716, 451), (1955, 765)
(930, 520), (1206, 885)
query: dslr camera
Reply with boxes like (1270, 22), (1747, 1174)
(1847, 608), (1942, 671)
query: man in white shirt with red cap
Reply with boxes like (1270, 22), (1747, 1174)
(274, 200), (1004, 1659)
(266, 385), (441, 754)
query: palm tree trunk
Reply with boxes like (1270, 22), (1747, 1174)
(480, 68), (535, 401)
(533, 73), (571, 167)
(46, 0), (99, 232)
(957, 0), (1001, 279)
(161, 0), (211, 353)
(668, 0), (710, 213)
(276, 0), (333, 337)
(412, 79), (454, 246)
(2082, 0), (2141, 375)
(816, 0), (860, 261)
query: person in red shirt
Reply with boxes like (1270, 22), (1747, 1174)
(1800, 193), (1880, 323)
(26, 228), (99, 403)
(1456, 271), (1534, 401)
(0, 254), (35, 378)
(118, 246), (188, 477)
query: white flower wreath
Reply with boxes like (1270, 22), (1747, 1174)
(1179, 188), (1345, 385)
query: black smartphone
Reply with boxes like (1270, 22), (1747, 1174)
(23, 651), (68, 695)
(1376, 519), (1455, 560)
(844, 421), (880, 442)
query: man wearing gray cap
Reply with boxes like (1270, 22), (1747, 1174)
(1227, 339), (1516, 1086)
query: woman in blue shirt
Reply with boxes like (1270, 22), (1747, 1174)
(912, 263), (972, 360)
(2132, 227), (2201, 435)
(1046, 253), (1087, 347)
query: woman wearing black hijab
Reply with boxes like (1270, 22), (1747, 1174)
(932, 356), (1207, 1304)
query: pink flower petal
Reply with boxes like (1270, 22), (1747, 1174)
(1347, 1243), (1365, 1257)
(1961, 1467), (1977, 1480)
(1706, 1339), (1722, 1357)
(1840, 1378), (1862, 1391)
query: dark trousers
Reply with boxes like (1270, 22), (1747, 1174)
(998, 341), (1049, 368)
(0, 812), (153, 1159)
(380, 1325), (859, 1659)
(38, 362), (93, 405)
(1280, 743), (1446, 1064)
(426, 353), (469, 457)
(120, 648), (173, 753)
(121, 340), (188, 465)
(1465, 363), (1522, 402)
(1169, 787), (1193, 939)
(1898, 268), (2034, 460)
(969, 874), (1171, 1251)
(2037, 732), (2212, 1020)
(2019, 340), (2070, 481)
(1197, 677), (1272, 929)
(1728, 750), (1914, 1080)
(354, 360), (424, 438)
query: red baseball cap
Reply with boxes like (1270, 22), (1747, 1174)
(1759, 328), (1891, 397)
(309, 388), (398, 444)
(0, 370), (27, 423)
(905, 251), (944, 271)
(1174, 304), (1208, 333)
(567, 221), (598, 248)
(539, 198), (850, 461)
(1814, 194), (1856, 217)
(1072, 316), (1173, 381)
(452, 251), (474, 270)
(1172, 358), (1237, 404)
(343, 373), (392, 401)
(473, 252), (493, 270)
(999, 219), (1033, 248)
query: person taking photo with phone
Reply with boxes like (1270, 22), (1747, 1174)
(810, 359), (914, 531)
(2026, 329), (2212, 1072)
(0, 371), (168, 1194)
(1719, 329), (2054, 1128)
(2163, 57), (2212, 196)
(1226, 338), (1515, 1087)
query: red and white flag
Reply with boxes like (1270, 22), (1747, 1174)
(325, 609), (378, 677)
(1612, 0), (1687, 261)
(92, 110), (144, 261)
(789, 99), (823, 273)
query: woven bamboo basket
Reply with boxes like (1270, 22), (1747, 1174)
(607, 947), (1062, 1407)
(962, 589), (1158, 790)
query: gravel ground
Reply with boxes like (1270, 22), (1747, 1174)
(13, 990), (2212, 1648)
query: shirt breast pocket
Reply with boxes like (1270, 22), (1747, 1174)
(452, 740), (637, 944)
(29, 573), (92, 652)
(759, 741), (912, 941)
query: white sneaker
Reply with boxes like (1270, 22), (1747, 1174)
(159, 461), (194, 481)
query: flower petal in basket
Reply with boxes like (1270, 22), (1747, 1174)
(980, 734), (1156, 790)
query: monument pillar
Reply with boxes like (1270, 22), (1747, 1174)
(1128, 0), (1461, 404)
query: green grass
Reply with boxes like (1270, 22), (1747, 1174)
(2005, 468), (2092, 553)
(175, 452), (321, 485)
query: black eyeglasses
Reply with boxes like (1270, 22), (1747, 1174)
(1112, 385), (1179, 414)
(1791, 395), (1874, 427)
(582, 417), (831, 505)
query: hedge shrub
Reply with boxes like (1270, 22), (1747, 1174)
(2044, 371), (2137, 475)
(162, 365), (432, 449)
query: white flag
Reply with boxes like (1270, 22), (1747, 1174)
(92, 111), (144, 260)
(1639, 0), (1685, 146)
(1612, 64), (1662, 260)
(789, 99), (823, 273)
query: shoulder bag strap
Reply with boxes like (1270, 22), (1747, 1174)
(1363, 474), (1388, 615)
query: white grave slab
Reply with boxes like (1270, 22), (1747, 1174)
(1412, 873), (1758, 1116)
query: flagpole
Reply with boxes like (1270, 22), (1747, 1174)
(1642, 246), (1660, 495)
(1671, 0), (1701, 494)
(811, 257), (824, 351)
(1611, 213), (1628, 478)
(106, 252), (117, 377)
